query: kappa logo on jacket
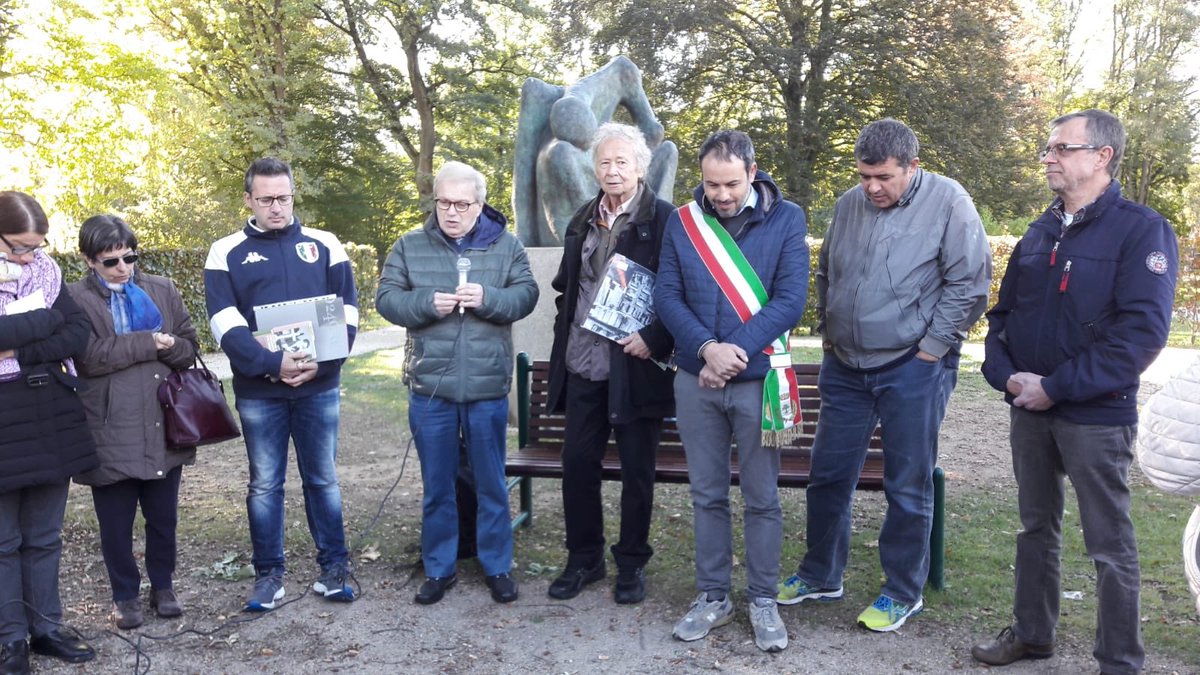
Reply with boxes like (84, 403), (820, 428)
(296, 242), (320, 263)
(241, 251), (269, 265)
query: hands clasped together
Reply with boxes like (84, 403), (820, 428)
(1007, 371), (1054, 411)
(433, 283), (485, 317)
(699, 342), (748, 389)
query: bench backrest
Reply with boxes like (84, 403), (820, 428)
(517, 354), (884, 454)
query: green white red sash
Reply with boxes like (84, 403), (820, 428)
(678, 202), (801, 445)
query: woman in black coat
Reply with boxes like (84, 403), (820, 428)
(0, 192), (98, 674)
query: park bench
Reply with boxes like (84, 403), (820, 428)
(505, 352), (946, 590)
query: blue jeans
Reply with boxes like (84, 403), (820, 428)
(799, 351), (952, 605)
(409, 393), (513, 578)
(237, 387), (348, 574)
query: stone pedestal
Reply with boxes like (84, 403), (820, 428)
(512, 246), (562, 363)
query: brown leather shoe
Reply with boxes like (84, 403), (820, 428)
(971, 626), (1054, 665)
(112, 598), (144, 630)
(151, 588), (184, 618)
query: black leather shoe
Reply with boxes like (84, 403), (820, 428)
(1, 639), (30, 675)
(548, 560), (606, 600)
(971, 626), (1053, 665)
(613, 566), (646, 605)
(485, 573), (519, 603)
(414, 574), (458, 605)
(29, 630), (94, 664)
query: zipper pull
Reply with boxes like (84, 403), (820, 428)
(1049, 241), (1059, 267)
(1058, 260), (1072, 293)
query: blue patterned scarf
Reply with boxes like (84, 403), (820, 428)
(102, 272), (163, 336)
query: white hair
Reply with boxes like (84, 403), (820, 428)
(434, 161), (487, 203)
(590, 123), (652, 174)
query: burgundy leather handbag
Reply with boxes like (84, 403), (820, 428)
(157, 355), (241, 448)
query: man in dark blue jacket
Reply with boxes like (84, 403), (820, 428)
(656, 130), (808, 653)
(205, 157), (359, 611)
(973, 110), (1177, 675)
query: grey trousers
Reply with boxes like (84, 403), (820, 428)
(0, 480), (69, 643)
(674, 371), (782, 600)
(1009, 407), (1143, 675)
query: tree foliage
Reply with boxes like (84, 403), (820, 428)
(549, 0), (1045, 234)
(142, 0), (405, 250)
(1096, 0), (1198, 223)
(314, 0), (543, 235)
(0, 0), (1195, 254)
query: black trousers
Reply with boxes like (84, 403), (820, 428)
(90, 466), (182, 602)
(561, 373), (661, 569)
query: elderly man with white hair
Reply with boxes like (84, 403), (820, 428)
(376, 161), (538, 606)
(545, 123), (677, 605)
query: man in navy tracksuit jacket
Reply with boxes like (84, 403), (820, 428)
(204, 158), (359, 611)
(974, 110), (1177, 674)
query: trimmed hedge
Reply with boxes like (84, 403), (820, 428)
(51, 244), (379, 352)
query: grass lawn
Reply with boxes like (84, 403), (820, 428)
(336, 346), (1200, 664)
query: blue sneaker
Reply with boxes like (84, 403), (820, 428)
(312, 562), (356, 602)
(776, 574), (844, 605)
(245, 569), (285, 612)
(857, 594), (923, 632)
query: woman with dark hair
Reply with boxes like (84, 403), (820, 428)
(67, 215), (198, 631)
(0, 191), (98, 675)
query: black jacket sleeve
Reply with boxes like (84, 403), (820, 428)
(0, 306), (63, 350)
(16, 281), (91, 366)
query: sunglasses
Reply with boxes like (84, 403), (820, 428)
(97, 253), (139, 268)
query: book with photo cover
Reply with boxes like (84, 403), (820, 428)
(254, 320), (316, 356)
(581, 254), (657, 342)
(253, 294), (349, 362)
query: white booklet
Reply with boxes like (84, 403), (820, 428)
(253, 294), (349, 362)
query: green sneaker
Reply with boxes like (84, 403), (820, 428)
(856, 594), (923, 632)
(776, 574), (844, 606)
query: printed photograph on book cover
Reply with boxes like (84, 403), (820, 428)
(582, 253), (656, 341)
(255, 320), (315, 354)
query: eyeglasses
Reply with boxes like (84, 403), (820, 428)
(1039, 143), (1100, 160)
(0, 232), (48, 255)
(97, 253), (139, 268)
(435, 199), (478, 213)
(252, 194), (294, 207)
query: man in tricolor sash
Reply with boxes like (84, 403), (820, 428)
(656, 130), (809, 652)
(777, 118), (990, 632)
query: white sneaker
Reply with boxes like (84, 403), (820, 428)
(749, 596), (788, 652)
(672, 592), (735, 641)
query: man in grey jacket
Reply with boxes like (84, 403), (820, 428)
(777, 118), (990, 632)
(376, 161), (538, 606)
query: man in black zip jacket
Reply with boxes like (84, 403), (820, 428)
(545, 123), (675, 605)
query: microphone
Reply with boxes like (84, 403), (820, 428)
(456, 257), (471, 314)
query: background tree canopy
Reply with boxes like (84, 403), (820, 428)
(0, 0), (1196, 253)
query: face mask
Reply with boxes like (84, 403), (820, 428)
(0, 253), (21, 283)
